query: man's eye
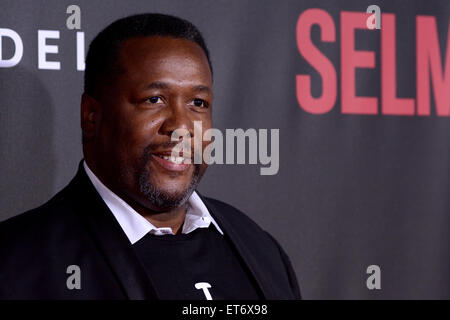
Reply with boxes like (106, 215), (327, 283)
(146, 96), (163, 104)
(190, 98), (208, 108)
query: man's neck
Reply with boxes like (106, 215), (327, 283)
(104, 183), (188, 235)
(136, 202), (187, 235)
(84, 157), (187, 234)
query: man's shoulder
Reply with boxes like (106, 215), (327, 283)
(0, 184), (81, 245)
(200, 195), (281, 250)
(0, 179), (93, 276)
(201, 195), (302, 299)
(202, 196), (263, 229)
(201, 196), (265, 232)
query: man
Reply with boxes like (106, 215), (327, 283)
(0, 13), (301, 300)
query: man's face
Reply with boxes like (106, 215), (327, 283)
(90, 36), (213, 212)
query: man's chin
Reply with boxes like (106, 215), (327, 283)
(138, 165), (201, 211)
(146, 187), (193, 210)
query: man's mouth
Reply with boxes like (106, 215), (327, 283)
(151, 152), (192, 172)
(154, 154), (189, 164)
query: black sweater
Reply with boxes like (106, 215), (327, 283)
(133, 226), (262, 300)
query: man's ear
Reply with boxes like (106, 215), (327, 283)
(80, 92), (101, 141)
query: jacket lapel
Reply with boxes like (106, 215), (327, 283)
(69, 162), (157, 300)
(199, 193), (277, 300)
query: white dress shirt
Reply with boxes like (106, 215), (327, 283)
(83, 161), (224, 244)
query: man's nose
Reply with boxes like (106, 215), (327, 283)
(159, 101), (194, 138)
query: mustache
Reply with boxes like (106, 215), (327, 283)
(145, 141), (180, 152)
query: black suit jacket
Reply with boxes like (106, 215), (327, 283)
(0, 162), (301, 300)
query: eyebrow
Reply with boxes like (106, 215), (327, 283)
(145, 81), (211, 93)
(192, 85), (211, 94)
(145, 81), (170, 90)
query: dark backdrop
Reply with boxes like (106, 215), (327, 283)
(1, 0), (449, 299)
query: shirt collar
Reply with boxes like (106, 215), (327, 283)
(83, 161), (224, 244)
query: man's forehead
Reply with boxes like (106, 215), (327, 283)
(115, 36), (212, 82)
(112, 36), (212, 86)
(118, 36), (208, 67)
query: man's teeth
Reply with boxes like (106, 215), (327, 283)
(161, 155), (185, 164)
